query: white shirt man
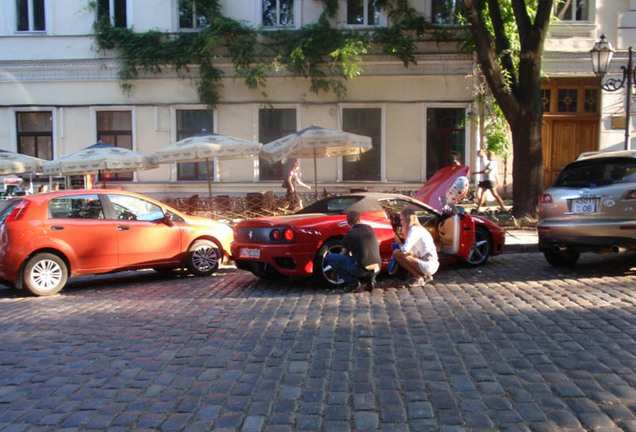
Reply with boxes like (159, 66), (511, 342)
(474, 151), (506, 212)
(474, 149), (488, 203)
(485, 157), (498, 183)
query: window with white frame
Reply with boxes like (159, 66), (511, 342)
(96, 111), (133, 181)
(426, 108), (465, 179)
(176, 110), (214, 181)
(179, 0), (210, 29)
(554, 0), (588, 21)
(262, 0), (295, 28)
(342, 108), (381, 181)
(346, 0), (382, 27)
(259, 108), (296, 181)
(97, 0), (127, 28)
(16, 0), (45, 32)
(431, 0), (464, 26)
(16, 112), (53, 160)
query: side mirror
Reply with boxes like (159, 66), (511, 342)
(163, 212), (174, 227)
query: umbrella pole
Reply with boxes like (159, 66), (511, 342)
(313, 148), (318, 200)
(205, 158), (214, 213)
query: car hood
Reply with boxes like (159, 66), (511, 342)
(414, 164), (471, 212)
(182, 213), (219, 226)
(183, 213), (233, 236)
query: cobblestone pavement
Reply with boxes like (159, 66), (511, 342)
(0, 252), (635, 432)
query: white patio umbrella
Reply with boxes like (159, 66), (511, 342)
(0, 149), (45, 175)
(42, 141), (158, 187)
(260, 125), (373, 196)
(150, 130), (262, 202)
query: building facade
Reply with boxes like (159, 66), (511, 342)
(0, 1), (631, 199)
(541, 0), (636, 186)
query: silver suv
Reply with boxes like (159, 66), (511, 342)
(538, 150), (636, 267)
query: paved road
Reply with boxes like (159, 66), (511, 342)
(0, 252), (635, 432)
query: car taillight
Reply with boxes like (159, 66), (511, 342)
(539, 194), (552, 204)
(626, 190), (636, 200)
(269, 228), (294, 242)
(6, 200), (29, 222)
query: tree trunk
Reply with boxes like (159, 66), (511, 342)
(463, 0), (552, 219)
(510, 108), (543, 218)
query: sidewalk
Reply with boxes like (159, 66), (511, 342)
(504, 228), (538, 253)
(462, 202), (538, 254)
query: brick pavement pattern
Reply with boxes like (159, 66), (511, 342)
(0, 252), (635, 431)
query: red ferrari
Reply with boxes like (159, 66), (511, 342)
(231, 165), (505, 287)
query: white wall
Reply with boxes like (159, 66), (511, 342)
(0, 0), (537, 195)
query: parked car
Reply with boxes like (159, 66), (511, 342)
(538, 149), (636, 267)
(231, 166), (505, 287)
(0, 189), (233, 296)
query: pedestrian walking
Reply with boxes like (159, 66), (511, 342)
(474, 148), (487, 204)
(473, 150), (506, 212)
(282, 160), (311, 210)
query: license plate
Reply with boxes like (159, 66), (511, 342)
(572, 197), (598, 213)
(239, 247), (260, 259)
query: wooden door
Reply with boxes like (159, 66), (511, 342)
(542, 118), (598, 187)
(541, 78), (600, 188)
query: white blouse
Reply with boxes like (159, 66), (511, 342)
(402, 225), (438, 263)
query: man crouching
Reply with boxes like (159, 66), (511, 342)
(325, 211), (381, 293)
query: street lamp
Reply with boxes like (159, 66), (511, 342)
(590, 34), (634, 150)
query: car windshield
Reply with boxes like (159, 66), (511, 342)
(296, 196), (364, 214)
(553, 158), (636, 188)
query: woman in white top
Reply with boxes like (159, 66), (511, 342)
(473, 151), (506, 212)
(474, 148), (488, 204)
(391, 208), (439, 288)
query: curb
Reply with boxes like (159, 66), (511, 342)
(505, 243), (538, 254)
(504, 228), (538, 254)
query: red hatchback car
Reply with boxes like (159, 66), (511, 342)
(231, 166), (505, 287)
(0, 189), (233, 296)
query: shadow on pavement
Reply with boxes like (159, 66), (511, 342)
(1, 252), (633, 300)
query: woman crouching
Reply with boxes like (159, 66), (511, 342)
(392, 208), (439, 288)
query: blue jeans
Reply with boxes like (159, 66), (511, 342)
(325, 253), (372, 285)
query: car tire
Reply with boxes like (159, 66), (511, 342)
(185, 240), (221, 276)
(543, 249), (580, 267)
(465, 226), (491, 267)
(314, 238), (346, 287)
(23, 253), (68, 296)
